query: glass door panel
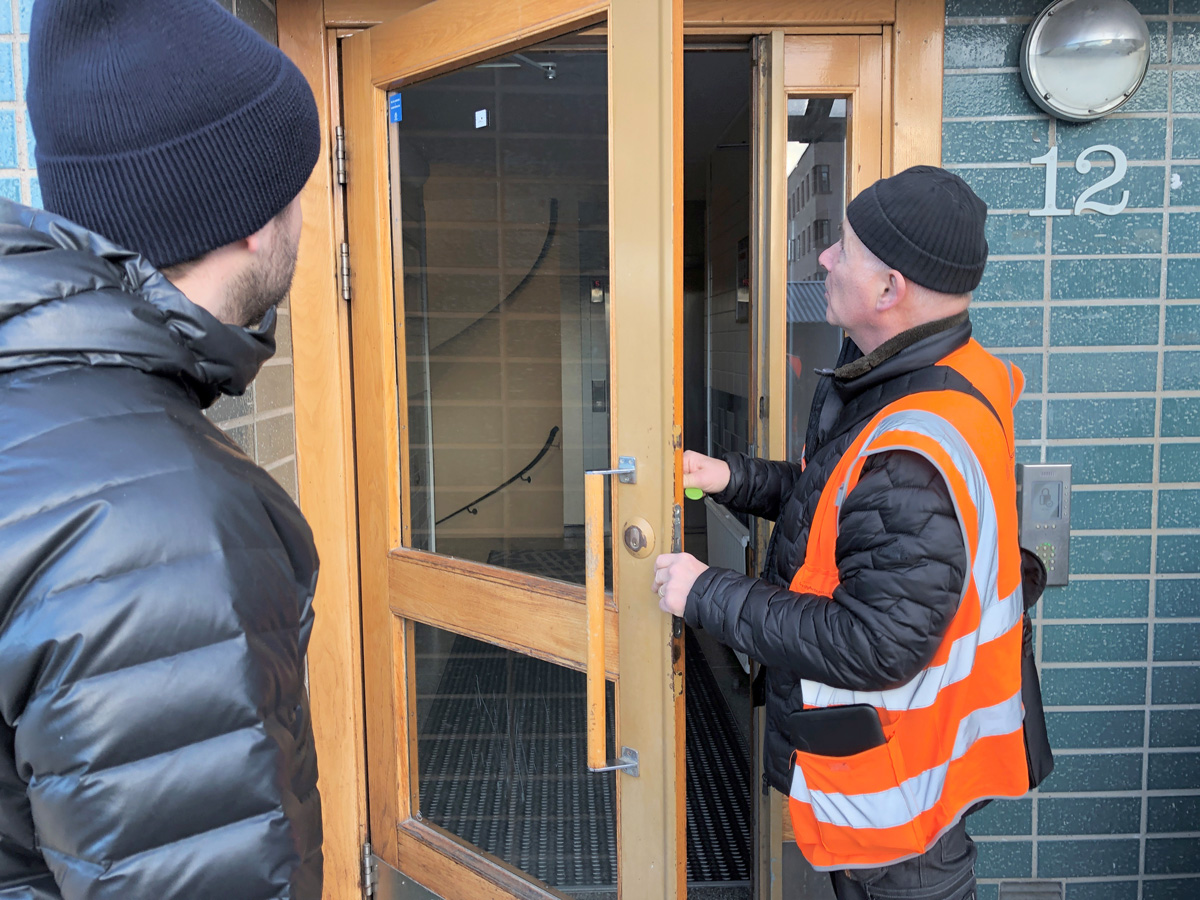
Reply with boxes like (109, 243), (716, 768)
(414, 622), (617, 897)
(393, 34), (612, 590)
(784, 96), (846, 461)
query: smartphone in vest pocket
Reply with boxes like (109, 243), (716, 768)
(786, 703), (886, 757)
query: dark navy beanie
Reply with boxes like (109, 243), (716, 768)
(846, 165), (989, 295)
(27, 0), (320, 269)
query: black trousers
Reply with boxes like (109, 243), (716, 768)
(828, 818), (977, 900)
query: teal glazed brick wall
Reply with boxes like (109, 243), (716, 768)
(945, 2), (1200, 898)
(0, 0), (38, 207)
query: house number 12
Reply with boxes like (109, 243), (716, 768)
(1029, 144), (1130, 217)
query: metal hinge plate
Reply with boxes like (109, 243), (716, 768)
(335, 125), (347, 185)
(587, 456), (636, 484)
(362, 840), (379, 897)
(340, 242), (352, 302)
(588, 746), (639, 776)
(998, 883), (1063, 900)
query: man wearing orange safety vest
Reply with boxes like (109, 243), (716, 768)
(653, 166), (1028, 900)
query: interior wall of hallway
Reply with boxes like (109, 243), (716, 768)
(707, 110), (753, 462)
(8, 0), (300, 503)
(944, 2), (1199, 897)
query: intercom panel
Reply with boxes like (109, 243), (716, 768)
(1018, 463), (1072, 587)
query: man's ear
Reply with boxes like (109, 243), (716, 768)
(242, 217), (274, 255)
(876, 269), (907, 313)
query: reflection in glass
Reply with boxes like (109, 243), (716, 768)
(785, 97), (848, 461)
(391, 34), (611, 588)
(415, 623), (617, 897)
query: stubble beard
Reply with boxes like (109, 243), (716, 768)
(226, 220), (301, 329)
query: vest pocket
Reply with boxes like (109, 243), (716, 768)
(788, 733), (926, 865)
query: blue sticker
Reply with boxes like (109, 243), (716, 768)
(389, 94), (402, 123)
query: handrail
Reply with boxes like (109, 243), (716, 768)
(434, 426), (560, 525)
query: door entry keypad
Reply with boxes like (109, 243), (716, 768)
(1018, 463), (1072, 586)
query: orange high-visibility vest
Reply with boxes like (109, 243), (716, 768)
(786, 338), (1029, 871)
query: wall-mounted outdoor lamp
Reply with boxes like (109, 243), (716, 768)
(1020, 0), (1150, 122)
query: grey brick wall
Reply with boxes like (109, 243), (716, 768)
(8, 0), (299, 503)
(945, 2), (1199, 897)
(208, 0), (299, 503)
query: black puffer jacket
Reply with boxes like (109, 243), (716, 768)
(0, 202), (322, 899)
(685, 316), (973, 793)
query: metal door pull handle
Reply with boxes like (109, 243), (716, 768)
(584, 458), (639, 775)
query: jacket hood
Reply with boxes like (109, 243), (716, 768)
(0, 200), (275, 407)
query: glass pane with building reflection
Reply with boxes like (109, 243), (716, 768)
(785, 97), (847, 461)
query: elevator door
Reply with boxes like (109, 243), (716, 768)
(341, 2), (685, 899)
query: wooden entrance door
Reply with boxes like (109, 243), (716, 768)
(749, 31), (889, 900)
(341, 2), (684, 898)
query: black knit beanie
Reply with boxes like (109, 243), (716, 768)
(846, 165), (989, 295)
(28, 0), (320, 270)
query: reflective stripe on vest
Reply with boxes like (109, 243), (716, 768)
(785, 341), (1029, 872)
(789, 690), (1024, 830)
(803, 409), (1024, 712)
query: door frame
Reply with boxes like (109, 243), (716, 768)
(277, 1), (944, 897)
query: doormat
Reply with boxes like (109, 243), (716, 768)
(416, 625), (752, 891)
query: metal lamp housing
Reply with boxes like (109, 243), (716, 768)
(1021, 0), (1150, 122)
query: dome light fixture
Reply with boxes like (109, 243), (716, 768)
(1020, 0), (1150, 123)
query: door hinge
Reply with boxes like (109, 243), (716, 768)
(340, 242), (352, 302)
(362, 841), (378, 898)
(335, 125), (347, 185)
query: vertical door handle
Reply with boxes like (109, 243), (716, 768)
(584, 460), (639, 776)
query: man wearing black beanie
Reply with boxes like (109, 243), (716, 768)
(0, 2), (323, 899)
(655, 167), (1028, 899)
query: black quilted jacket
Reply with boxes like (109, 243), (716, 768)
(0, 202), (322, 899)
(685, 316), (973, 793)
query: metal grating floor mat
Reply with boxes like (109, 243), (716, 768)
(484, 547), (613, 587)
(684, 629), (753, 884)
(417, 643), (618, 893)
(416, 620), (752, 893)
